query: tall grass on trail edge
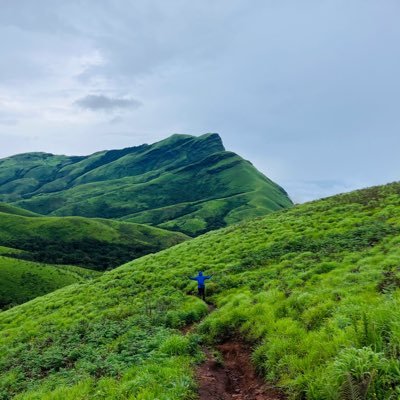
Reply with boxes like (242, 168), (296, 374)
(198, 184), (400, 399)
(1, 182), (400, 399)
(0, 284), (207, 400)
(14, 356), (197, 400)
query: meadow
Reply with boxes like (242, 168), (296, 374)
(0, 182), (399, 399)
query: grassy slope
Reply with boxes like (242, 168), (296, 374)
(0, 208), (187, 270)
(0, 203), (186, 308)
(0, 203), (39, 217)
(123, 152), (291, 235)
(0, 134), (292, 236)
(1, 183), (400, 399)
(0, 256), (100, 309)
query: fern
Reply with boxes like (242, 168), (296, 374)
(340, 373), (362, 400)
(359, 369), (376, 399)
(340, 370), (377, 400)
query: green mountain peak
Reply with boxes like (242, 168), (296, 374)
(0, 133), (292, 235)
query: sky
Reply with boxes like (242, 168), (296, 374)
(0, 0), (399, 203)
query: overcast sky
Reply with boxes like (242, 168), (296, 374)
(1, 1), (399, 202)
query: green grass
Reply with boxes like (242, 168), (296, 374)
(0, 206), (187, 270)
(0, 203), (40, 217)
(0, 256), (100, 309)
(0, 134), (292, 235)
(1, 182), (400, 399)
(0, 203), (186, 309)
(0, 246), (25, 256)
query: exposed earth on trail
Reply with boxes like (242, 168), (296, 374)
(196, 341), (286, 400)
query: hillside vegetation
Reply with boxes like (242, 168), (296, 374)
(0, 203), (39, 217)
(0, 256), (99, 309)
(0, 133), (292, 236)
(1, 183), (400, 399)
(0, 205), (187, 270)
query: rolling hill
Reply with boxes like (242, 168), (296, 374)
(0, 255), (100, 309)
(0, 204), (187, 270)
(0, 182), (399, 399)
(0, 133), (293, 236)
(0, 203), (39, 217)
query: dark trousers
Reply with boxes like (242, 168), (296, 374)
(198, 286), (205, 300)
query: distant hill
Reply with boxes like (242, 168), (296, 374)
(0, 204), (187, 270)
(0, 202), (39, 217)
(0, 203), (185, 308)
(0, 182), (399, 399)
(0, 133), (293, 235)
(0, 254), (100, 309)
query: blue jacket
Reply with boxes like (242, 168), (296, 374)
(189, 272), (212, 288)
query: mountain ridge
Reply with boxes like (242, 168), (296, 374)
(0, 133), (292, 235)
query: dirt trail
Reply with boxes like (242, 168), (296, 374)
(196, 341), (286, 400)
(184, 302), (285, 400)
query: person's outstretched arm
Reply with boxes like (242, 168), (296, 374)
(205, 275), (212, 280)
(188, 276), (196, 280)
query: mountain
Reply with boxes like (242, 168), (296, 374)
(0, 133), (293, 236)
(0, 182), (399, 399)
(0, 203), (187, 270)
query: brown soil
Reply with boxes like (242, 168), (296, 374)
(181, 301), (284, 399)
(196, 341), (286, 400)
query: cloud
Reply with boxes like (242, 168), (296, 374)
(74, 94), (142, 112)
(0, 1), (399, 201)
(0, 119), (18, 126)
(0, 110), (20, 126)
(282, 180), (354, 204)
(0, 116), (18, 126)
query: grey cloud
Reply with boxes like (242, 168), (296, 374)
(0, 117), (18, 126)
(74, 95), (142, 111)
(0, 119), (18, 126)
(108, 116), (124, 124)
(0, 111), (19, 126)
(1, 1), (400, 201)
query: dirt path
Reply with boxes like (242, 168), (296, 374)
(183, 302), (285, 400)
(196, 340), (286, 400)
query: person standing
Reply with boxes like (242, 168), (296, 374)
(188, 271), (212, 301)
